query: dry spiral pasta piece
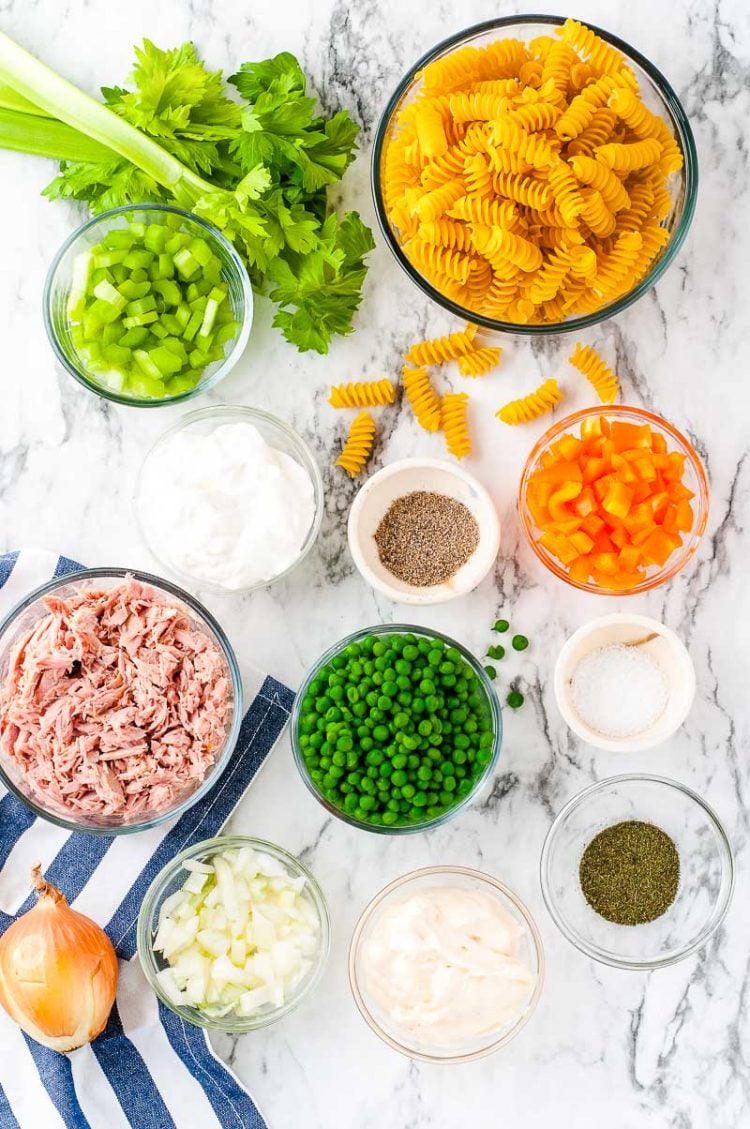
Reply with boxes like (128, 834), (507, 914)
(595, 138), (663, 173)
(558, 19), (637, 84)
(497, 378), (563, 425)
(463, 153), (495, 198)
(457, 345), (502, 377)
(328, 379), (397, 409)
(448, 91), (513, 123)
(568, 154), (630, 212)
(541, 39), (579, 93)
(406, 239), (477, 284)
(485, 143), (533, 175)
(418, 219), (475, 250)
(336, 412), (376, 477)
(442, 392), (472, 458)
(414, 178), (466, 221)
(566, 108), (618, 156)
(419, 147), (467, 189)
(592, 230), (643, 297)
(494, 170), (553, 211)
(402, 366), (443, 432)
(607, 86), (663, 139)
(448, 195), (519, 228)
(405, 323), (478, 365)
(508, 101), (561, 131)
(482, 227), (543, 272)
(547, 163), (587, 226)
(568, 342), (619, 403)
(580, 188), (617, 237)
(413, 103), (449, 158)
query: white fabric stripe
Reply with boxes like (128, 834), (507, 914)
(69, 1046), (131, 1129)
(0, 822), (71, 914)
(71, 818), (175, 924)
(0, 549), (60, 617)
(0, 1010), (67, 1129)
(117, 959), (223, 1129)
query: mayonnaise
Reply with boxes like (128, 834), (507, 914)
(360, 886), (535, 1047)
(139, 421), (316, 590)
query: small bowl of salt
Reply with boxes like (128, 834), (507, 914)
(554, 614), (695, 752)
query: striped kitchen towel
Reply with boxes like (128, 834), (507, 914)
(0, 550), (295, 1129)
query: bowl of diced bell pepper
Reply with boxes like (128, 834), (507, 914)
(518, 406), (709, 595)
(44, 203), (252, 406)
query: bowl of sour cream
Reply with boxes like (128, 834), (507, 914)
(349, 866), (544, 1062)
(135, 405), (323, 593)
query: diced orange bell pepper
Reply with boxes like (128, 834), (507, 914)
(651, 432), (667, 454)
(675, 500), (694, 532)
(533, 460), (583, 486)
(605, 569), (647, 590)
(602, 481), (634, 518)
(665, 452), (686, 480)
(623, 502), (653, 533)
(568, 557), (593, 584)
(611, 421), (652, 451)
(583, 457), (609, 484)
(592, 533), (616, 555)
(569, 530), (595, 555)
(581, 512), (605, 537)
(667, 481), (695, 502)
(632, 481), (653, 503)
(593, 473), (616, 501)
(574, 486), (596, 518)
(661, 505), (679, 534)
(549, 480), (584, 521)
(552, 435), (583, 461)
(610, 526), (627, 549)
(632, 457), (657, 481)
(581, 415), (607, 440)
(618, 544), (641, 572)
(554, 518), (584, 534)
(539, 531), (579, 565)
(640, 528), (677, 567)
(650, 491), (670, 521)
(591, 552), (619, 575)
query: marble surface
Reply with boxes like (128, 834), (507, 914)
(1, 0), (749, 1126)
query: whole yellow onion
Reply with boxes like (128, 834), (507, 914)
(0, 865), (118, 1052)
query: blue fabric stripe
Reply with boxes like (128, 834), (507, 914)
(159, 1006), (265, 1129)
(13, 834), (114, 919)
(0, 793), (35, 869)
(22, 1037), (90, 1129)
(53, 556), (84, 578)
(108, 680), (291, 959)
(0, 1075), (21, 1129)
(0, 551), (19, 588)
(91, 1003), (177, 1129)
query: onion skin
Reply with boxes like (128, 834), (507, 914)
(0, 866), (118, 1053)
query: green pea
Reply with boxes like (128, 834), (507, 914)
(392, 770), (408, 787)
(512, 634), (529, 651)
(486, 645), (505, 661)
(506, 690), (525, 709)
(484, 664), (497, 680)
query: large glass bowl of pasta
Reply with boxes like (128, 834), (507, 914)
(372, 16), (698, 334)
(518, 406), (709, 595)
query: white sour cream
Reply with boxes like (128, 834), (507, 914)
(360, 886), (535, 1047)
(140, 421), (315, 590)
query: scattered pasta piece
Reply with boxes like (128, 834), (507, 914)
(457, 345), (503, 377)
(442, 392), (472, 458)
(336, 411), (376, 477)
(497, 378), (564, 425)
(405, 323), (478, 365)
(381, 18), (683, 326)
(403, 366), (443, 431)
(569, 343), (619, 403)
(329, 378), (396, 409)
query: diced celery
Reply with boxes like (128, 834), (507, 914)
(153, 279), (182, 306)
(118, 279), (150, 301)
(130, 267), (149, 283)
(144, 223), (167, 253)
(199, 297), (220, 338)
(129, 373), (166, 399)
(129, 222), (147, 238)
(93, 249), (128, 268)
(165, 232), (190, 255)
(195, 277), (213, 297)
(111, 264), (128, 285)
(133, 349), (164, 381)
(174, 248), (200, 280)
(126, 295), (157, 317)
(188, 237), (213, 266)
(157, 253), (174, 279)
(88, 297), (121, 326)
(160, 313), (183, 335)
(102, 228), (137, 250)
(202, 260), (222, 286)
(215, 322), (238, 346)
(150, 322), (168, 339)
(122, 310), (158, 328)
(118, 326), (150, 348)
(93, 279), (126, 310)
(101, 323), (122, 346)
(175, 305), (191, 329)
(161, 336), (187, 357)
(166, 373), (200, 395)
(190, 347), (209, 368)
(91, 266), (115, 288)
(149, 345), (183, 376)
(123, 249), (154, 270)
(190, 295), (208, 314)
(102, 343), (131, 366)
(182, 311), (203, 341)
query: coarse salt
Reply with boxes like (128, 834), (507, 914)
(570, 643), (669, 739)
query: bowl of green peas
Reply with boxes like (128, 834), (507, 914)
(44, 203), (252, 406)
(291, 625), (502, 833)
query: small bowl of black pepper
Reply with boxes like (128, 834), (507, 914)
(540, 774), (734, 970)
(347, 459), (501, 605)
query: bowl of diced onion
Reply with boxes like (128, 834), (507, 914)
(371, 16), (698, 334)
(44, 203), (252, 406)
(137, 836), (331, 1031)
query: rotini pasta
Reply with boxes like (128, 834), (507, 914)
(336, 411), (376, 477)
(442, 392), (472, 458)
(497, 378), (564, 425)
(405, 323), (478, 365)
(328, 379), (397, 409)
(402, 365), (443, 431)
(568, 342), (619, 403)
(381, 20), (683, 325)
(457, 345), (502, 377)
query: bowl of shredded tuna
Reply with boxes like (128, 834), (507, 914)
(0, 568), (242, 833)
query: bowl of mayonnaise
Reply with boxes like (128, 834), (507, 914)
(349, 866), (544, 1062)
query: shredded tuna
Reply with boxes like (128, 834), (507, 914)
(0, 576), (232, 819)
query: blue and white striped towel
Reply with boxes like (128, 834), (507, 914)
(0, 550), (295, 1129)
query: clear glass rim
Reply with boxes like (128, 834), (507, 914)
(518, 405), (710, 595)
(0, 566), (244, 834)
(348, 864), (545, 1062)
(134, 404), (325, 594)
(290, 624), (502, 835)
(539, 773), (735, 970)
(43, 203), (253, 407)
(137, 834), (332, 1031)
(371, 14), (699, 335)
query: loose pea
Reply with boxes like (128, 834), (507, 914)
(487, 645), (505, 661)
(484, 664), (497, 680)
(512, 634), (529, 651)
(506, 690), (525, 709)
(494, 619), (510, 633)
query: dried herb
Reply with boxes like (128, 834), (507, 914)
(579, 820), (679, 925)
(374, 491), (479, 587)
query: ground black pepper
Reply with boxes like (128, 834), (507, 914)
(579, 820), (680, 925)
(374, 491), (479, 587)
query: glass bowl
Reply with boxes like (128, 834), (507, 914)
(372, 16), (698, 334)
(0, 568), (243, 834)
(138, 836), (331, 1031)
(518, 406), (709, 595)
(44, 203), (253, 406)
(291, 624), (501, 834)
(135, 405), (324, 594)
(540, 775), (734, 969)
(349, 866), (544, 1062)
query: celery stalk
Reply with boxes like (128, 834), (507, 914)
(0, 107), (114, 162)
(0, 31), (212, 205)
(0, 81), (51, 117)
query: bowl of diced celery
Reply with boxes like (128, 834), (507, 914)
(44, 203), (252, 405)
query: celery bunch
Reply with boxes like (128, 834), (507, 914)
(0, 36), (374, 353)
